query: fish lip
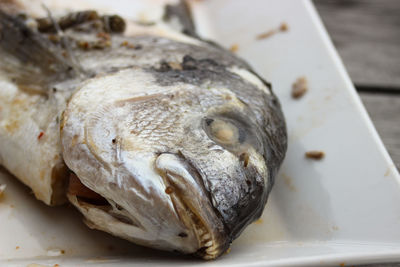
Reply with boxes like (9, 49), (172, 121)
(156, 153), (229, 259)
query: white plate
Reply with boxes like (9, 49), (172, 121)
(1, 0), (400, 266)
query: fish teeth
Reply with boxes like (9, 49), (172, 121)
(206, 246), (216, 253)
(204, 241), (213, 247)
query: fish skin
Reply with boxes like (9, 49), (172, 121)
(0, 4), (287, 259)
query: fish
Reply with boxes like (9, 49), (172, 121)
(0, 0), (287, 259)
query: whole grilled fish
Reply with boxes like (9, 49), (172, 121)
(0, 1), (287, 259)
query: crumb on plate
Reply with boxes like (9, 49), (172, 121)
(291, 76), (308, 99)
(305, 151), (325, 160)
(230, 44), (239, 53)
(254, 218), (263, 224)
(256, 22), (289, 40)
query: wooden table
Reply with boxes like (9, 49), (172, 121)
(314, 1), (400, 266)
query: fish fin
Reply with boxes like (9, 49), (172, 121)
(0, 9), (78, 92)
(163, 0), (197, 37)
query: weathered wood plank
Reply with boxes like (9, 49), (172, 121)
(359, 92), (400, 169)
(314, 0), (400, 88)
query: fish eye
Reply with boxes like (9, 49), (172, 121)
(202, 113), (264, 157)
(206, 118), (241, 146)
(202, 115), (252, 153)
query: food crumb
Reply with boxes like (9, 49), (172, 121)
(339, 263), (345, 267)
(384, 167), (391, 177)
(54, 264), (60, 267)
(279, 22), (289, 32)
(77, 41), (90, 50)
(282, 173), (297, 192)
(120, 41), (136, 49)
(165, 186), (174, 194)
(332, 226), (339, 231)
(256, 22), (289, 40)
(256, 30), (276, 40)
(0, 184), (6, 198)
(291, 76), (308, 99)
(97, 32), (110, 41)
(16, 246), (20, 250)
(254, 218), (263, 224)
(168, 61), (183, 70)
(305, 151), (325, 160)
(230, 44), (239, 53)
(38, 131), (44, 140)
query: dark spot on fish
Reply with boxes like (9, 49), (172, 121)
(16, 13), (27, 20)
(134, 44), (142, 50)
(181, 55), (198, 70)
(158, 62), (172, 72)
(20, 27), (30, 39)
(112, 138), (116, 144)
(195, 247), (207, 255)
(245, 179), (251, 186)
(178, 232), (187, 238)
(205, 118), (214, 126)
(238, 128), (246, 144)
(115, 204), (123, 210)
(52, 87), (57, 92)
(47, 34), (60, 43)
(111, 213), (134, 225)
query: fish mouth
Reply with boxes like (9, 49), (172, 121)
(155, 153), (229, 259)
(66, 154), (229, 259)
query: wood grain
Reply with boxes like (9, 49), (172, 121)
(314, 0), (400, 88)
(360, 92), (400, 169)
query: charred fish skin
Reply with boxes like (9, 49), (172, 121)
(0, 3), (287, 260)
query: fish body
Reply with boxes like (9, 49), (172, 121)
(0, 1), (287, 259)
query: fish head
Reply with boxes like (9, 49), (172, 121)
(61, 67), (281, 259)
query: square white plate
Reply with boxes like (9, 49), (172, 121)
(1, 0), (400, 266)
